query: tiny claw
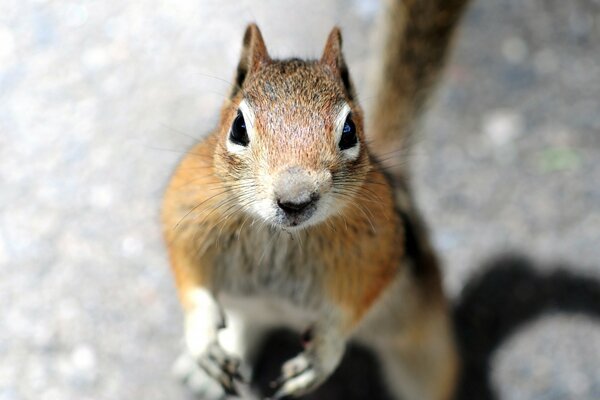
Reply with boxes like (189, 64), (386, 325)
(217, 372), (239, 396)
(232, 370), (249, 384)
(221, 379), (239, 397)
(223, 386), (239, 397)
(225, 358), (241, 372)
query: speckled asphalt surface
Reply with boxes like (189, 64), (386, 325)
(1, 0), (599, 399)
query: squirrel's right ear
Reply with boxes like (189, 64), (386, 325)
(232, 24), (270, 97)
(321, 27), (355, 101)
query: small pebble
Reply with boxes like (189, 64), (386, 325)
(502, 37), (528, 64)
(482, 110), (523, 147)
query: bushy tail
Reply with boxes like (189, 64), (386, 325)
(368, 0), (471, 178)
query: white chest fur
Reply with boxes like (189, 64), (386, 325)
(219, 292), (317, 332)
(209, 224), (327, 312)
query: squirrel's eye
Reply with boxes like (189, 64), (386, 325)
(339, 114), (357, 150)
(229, 111), (249, 146)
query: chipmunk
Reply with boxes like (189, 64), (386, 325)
(161, 0), (470, 399)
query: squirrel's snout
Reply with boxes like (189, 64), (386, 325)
(273, 166), (328, 221)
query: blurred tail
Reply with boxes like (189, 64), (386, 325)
(369, 0), (471, 178)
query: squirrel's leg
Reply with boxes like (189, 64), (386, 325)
(368, 301), (458, 400)
(219, 309), (274, 381)
(167, 246), (244, 396)
(172, 287), (245, 397)
(357, 277), (458, 400)
(270, 310), (347, 399)
(175, 301), (273, 399)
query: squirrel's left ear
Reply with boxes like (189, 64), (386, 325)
(321, 27), (355, 100)
(232, 24), (271, 97)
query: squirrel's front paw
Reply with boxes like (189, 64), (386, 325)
(177, 342), (246, 397)
(269, 352), (327, 399)
(198, 342), (246, 396)
(173, 351), (228, 399)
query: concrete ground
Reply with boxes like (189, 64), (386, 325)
(1, 0), (599, 399)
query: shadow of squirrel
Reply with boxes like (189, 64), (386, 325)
(246, 252), (600, 400)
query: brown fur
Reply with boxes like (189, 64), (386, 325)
(162, 0), (470, 397)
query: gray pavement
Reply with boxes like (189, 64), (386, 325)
(1, 0), (599, 399)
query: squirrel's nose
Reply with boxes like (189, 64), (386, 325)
(277, 198), (315, 214)
(273, 166), (322, 215)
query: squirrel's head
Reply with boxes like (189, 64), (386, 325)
(214, 24), (370, 230)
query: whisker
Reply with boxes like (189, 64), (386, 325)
(159, 123), (203, 142)
(144, 145), (214, 160)
(192, 71), (248, 98)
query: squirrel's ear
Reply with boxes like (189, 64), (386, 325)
(320, 27), (344, 72)
(320, 27), (355, 100)
(232, 24), (270, 97)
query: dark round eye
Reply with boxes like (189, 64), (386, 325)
(339, 114), (357, 150)
(229, 111), (249, 146)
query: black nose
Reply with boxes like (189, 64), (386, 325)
(277, 199), (313, 214)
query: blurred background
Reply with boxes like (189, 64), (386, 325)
(1, 0), (600, 399)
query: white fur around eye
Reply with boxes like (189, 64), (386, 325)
(334, 103), (360, 161)
(226, 99), (256, 154)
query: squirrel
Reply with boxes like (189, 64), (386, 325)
(161, 0), (470, 399)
